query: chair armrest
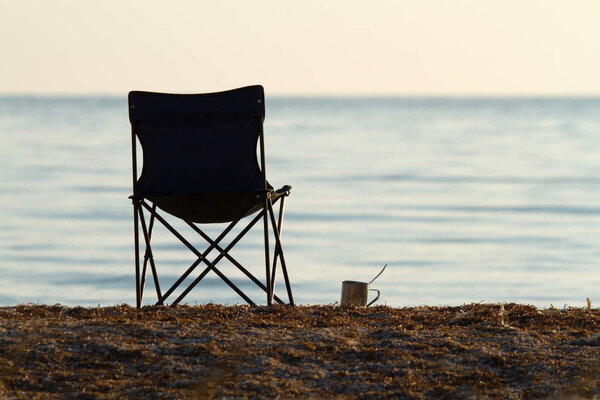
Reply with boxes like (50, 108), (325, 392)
(275, 185), (292, 196)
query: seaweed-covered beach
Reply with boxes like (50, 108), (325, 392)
(1, 304), (599, 399)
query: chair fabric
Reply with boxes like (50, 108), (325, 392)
(130, 87), (270, 223)
(128, 86), (294, 307)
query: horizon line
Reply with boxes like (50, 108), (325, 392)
(1, 91), (600, 99)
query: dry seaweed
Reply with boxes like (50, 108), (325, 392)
(1, 303), (599, 399)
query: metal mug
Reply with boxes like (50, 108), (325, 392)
(340, 280), (380, 307)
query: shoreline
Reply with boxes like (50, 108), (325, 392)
(1, 303), (599, 399)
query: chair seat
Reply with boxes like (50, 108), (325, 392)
(147, 185), (291, 224)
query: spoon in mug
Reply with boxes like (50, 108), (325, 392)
(369, 264), (387, 285)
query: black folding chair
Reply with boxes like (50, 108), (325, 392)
(128, 85), (294, 308)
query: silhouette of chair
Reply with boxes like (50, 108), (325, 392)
(128, 86), (294, 308)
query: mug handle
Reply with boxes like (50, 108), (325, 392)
(367, 289), (380, 307)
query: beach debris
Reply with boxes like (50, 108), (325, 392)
(586, 297), (592, 311)
(498, 303), (513, 328)
(498, 303), (506, 325)
(497, 303), (520, 329)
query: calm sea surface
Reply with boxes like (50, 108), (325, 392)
(1, 96), (599, 307)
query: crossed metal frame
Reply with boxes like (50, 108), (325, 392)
(130, 119), (294, 308)
(131, 193), (294, 308)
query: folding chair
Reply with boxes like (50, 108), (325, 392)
(128, 85), (294, 308)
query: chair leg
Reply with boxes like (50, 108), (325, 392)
(263, 197), (272, 305)
(278, 197), (294, 306)
(267, 197), (294, 306)
(268, 206), (279, 304)
(269, 197), (285, 298)
(139, 206), (154, 301)
(138, 205), (163, 303)
(133, 202), (141, 309)
(279, 250), (294, 306)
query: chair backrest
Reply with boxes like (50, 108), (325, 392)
(129, 86), (266, 197)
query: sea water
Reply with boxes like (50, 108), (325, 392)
(0, 96), (598, 307)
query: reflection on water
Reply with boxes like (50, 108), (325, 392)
(0, 96), (599, 307)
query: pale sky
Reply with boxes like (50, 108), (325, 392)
(1, 0), (599, 95)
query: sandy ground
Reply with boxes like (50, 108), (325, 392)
(1, 303), (600, 399)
